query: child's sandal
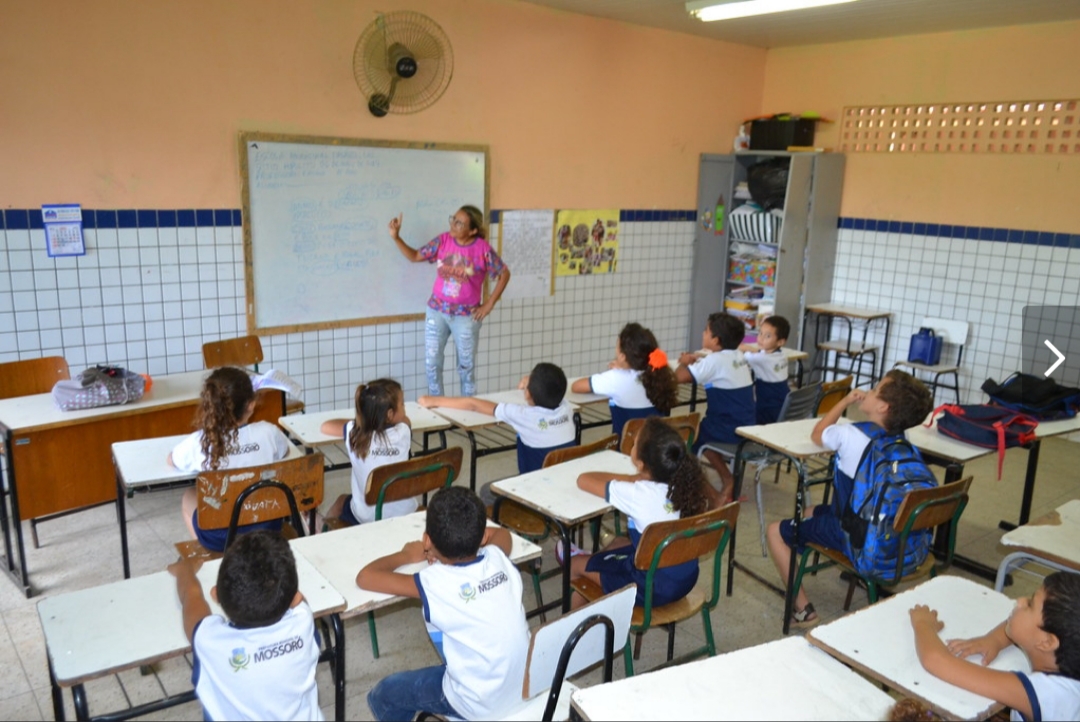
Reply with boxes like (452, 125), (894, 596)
(790, 602), (819, 628)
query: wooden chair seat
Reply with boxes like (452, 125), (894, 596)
(621, 414), (700, 455)
(202, 335), (305, 415)
(572, 569), (707, 627)
(489, 501), (548, 539)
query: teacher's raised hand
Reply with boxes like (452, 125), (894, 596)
(388, 213), (403, 240)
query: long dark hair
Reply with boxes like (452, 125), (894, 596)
(197, 367), (254, 470)
(635, 418), (707, 517)
(348, 379), (403, 459)
(619, 323), (677, 414)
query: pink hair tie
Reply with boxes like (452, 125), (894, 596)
(648, 348), (668, 370)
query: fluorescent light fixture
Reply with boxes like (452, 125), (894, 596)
(687, 0), (860, 22)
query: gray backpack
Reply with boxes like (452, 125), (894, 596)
(52, 365), (147, 411)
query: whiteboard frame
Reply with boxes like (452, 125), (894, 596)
(237, 131), (491, 335)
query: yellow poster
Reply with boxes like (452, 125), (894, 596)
(554, 209), (620, 276)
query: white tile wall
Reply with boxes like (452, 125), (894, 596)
(0, 216), (695, 411)
(830, 228), (1080, 403)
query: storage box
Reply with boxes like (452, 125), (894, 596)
(728, 258), (776, 286)
(749, 118), (815, 151)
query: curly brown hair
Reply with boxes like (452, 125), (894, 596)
(197, 367), (255, 470)
(878, 369), (934, 434)
(635, 418), (708, 518)
(619, 323), (678, 414)
(348, 379), (403, 460)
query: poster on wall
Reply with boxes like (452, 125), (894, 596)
(554, 209), (619, 276)
(498, 209), (555, 300)
(42, 204), (86, 257)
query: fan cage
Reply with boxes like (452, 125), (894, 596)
(354, 11), (454, 115)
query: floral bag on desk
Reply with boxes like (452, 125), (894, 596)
(52, 365), (148, 411)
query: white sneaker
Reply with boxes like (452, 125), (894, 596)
(555, 539), (585, 566)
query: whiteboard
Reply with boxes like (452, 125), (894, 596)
(239, 132), (489, 334)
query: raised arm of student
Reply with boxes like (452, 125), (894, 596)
(571, 377), (593, 394)
(674, 355), (696, 384)
(356, 540), (427, 598)
(909, 606), (1031, 719)
(168, 557), (211, 642)
(320, 419), (349, 437)
(388, 213), (423, 263)
(577, 470), (648, 497)
(811, 389), (865, 446)
(417, 395), (498, 416)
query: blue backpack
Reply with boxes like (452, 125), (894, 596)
(839, 422), (938, 581)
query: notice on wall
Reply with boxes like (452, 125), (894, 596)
(42, 204), (86, 257)
(498, 209), (555, 300)
(554, 209), (619, 277)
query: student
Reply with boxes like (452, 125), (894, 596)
(388, 206), (511, 397)
(676, 312), (755, 505)
(566, 417), (710, 608)
(739, 314), (792, 425)
(571, 322), (678, 438)
(765, 370), (932, 626)
(170, 366), (291, 552)
(319, 378), (412, 525)
(168, 532), (323, 722)
(910, 572), (1080, 722)
(419, 361), (575, 477)
(358, 487), (529, 721)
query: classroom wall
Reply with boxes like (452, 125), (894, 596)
(762, 21), (1080, 402)
(0, 1), (755, 404)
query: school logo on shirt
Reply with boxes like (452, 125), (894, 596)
(664, 501), (675, 513)
(458, 583), (477, 603)
(228, 441), (261, 456)
(229, 647), (250, 672)
(369, 446), (402, 456)
(538, 414), (570, 431)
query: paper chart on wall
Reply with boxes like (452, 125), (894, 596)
(554, 209), (619, 277)
(498, 209), (555, 300)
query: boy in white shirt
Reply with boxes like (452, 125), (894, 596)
(358, 487), (530, 721)
(740, 315), (792, 425)
(168, 532), (323, 722)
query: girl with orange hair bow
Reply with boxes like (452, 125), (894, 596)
(570, 322), (678, 438)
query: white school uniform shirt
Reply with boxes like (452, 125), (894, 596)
(192, 603), (323, 722)
(414, 545), (530, 721)
(744, 349), (789, 383)
(687, 349), (753, 389)
(1011, 671), (1080, 722)
(590, 368), (652, 408)
(820, 423), (872, 479)
(607, 480), (680, 533)
(494, 400), (576, 448)
(344, 421), (413, 523)
(171, 421), (290, 473)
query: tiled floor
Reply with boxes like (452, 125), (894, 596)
(1, 416), (1078, 720)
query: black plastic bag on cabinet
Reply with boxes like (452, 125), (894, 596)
(747, 158), (790, 211)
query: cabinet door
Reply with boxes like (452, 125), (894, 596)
(772, 154), (813, 349)
(688, 154), (734, 348)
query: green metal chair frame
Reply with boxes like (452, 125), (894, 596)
(792, 477), (972, 611)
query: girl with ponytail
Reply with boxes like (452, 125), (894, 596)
(565, 417), (709, 608)
(570, 322), (678, 438)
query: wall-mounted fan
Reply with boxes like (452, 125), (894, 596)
(353, 11), (454, 117)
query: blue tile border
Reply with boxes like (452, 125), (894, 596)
(838, 215), (1080, 247)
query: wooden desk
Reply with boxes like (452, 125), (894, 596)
(808, 575), (1029, 720)
(428, 390), (581, 491)
(110, 437), (307, 579)
(803, 303), (893, 388)
(996, 499), (1080, 591)
(289, 511), (540, 621)
(277, 401), (453, 469)
(566, 377), (613, 436)
(731, 417), (841, 634)
(569, 635), (894, 721)
(39, 547), (347, 722)
(490, 449), (638, 615)
(0, 370), (285, 596)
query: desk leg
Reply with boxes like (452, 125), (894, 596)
(49, 658), (66, 721)
(0, 429), (31, 596)
(1000, 440), (1041, 531)
(72, 684), (89, 721)
(466, 430), (479, 492)
(116, 468), (131, 579)
(782, 461), (808, 636)
(555, 520), (574, 614)
(330, 612), (346, 722)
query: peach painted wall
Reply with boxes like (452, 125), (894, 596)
(762, 20), (1080, 232)
(0, 0), (765, 211)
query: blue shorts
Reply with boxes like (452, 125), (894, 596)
(191, 510), (283, 553)
(338, 495), (361, 527)
(778, 504), (847, 554)
(585, 540), (699, 607)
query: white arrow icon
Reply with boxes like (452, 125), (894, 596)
(1045, 339), (1065, 377)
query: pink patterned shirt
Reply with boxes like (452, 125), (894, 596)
(419, 233), (506, 316)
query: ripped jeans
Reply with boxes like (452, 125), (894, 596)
(425, 307), (482, 396)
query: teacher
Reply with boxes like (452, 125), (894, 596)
(390, 205), (511, 396)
